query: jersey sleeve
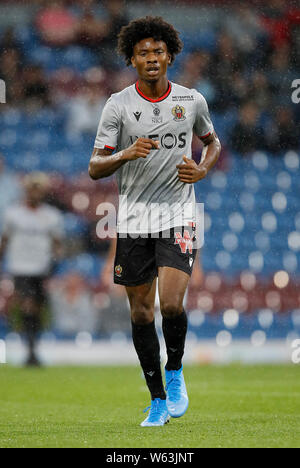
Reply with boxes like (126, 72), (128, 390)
(94, 96), (121, 151)
(193, 92), (214, 140)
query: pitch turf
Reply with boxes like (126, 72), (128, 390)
(0, 365), (299, 448)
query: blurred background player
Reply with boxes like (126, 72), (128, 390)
(0, 173), (64, 366)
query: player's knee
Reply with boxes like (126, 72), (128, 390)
(131, 304), (154, 325)
(161, 302), (182, 319)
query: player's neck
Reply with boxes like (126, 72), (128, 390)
(137, 76), (169, 100)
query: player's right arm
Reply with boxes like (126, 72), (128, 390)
(89, 138), (159, 180)
(89, 94), (159, 180)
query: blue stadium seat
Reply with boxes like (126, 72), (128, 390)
(55, 254), (104, 280)
(60, 47), (98, 72)
(64, 213), (88, 236)
(180, 30), (217, 53)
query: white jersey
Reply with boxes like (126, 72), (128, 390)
(2, 203), (64, 277)
(95, 81), (214, 234)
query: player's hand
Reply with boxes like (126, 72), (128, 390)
(123, 138), (159, 161)
(177, 155), (208, 183)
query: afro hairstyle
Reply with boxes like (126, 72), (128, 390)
(117, 16), (183, 66)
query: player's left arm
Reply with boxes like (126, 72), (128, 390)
(100, 236), (117, 289)
(0, 234), (8, 262)
(0, 209), (11, 263)
(50, 212), (65, 263)
(52, 237), (64, 261)
(177, 132), (221, 184)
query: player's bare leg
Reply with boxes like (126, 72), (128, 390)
(19, 296), (42, 367)
(158, 266), (190, 418)
(158, 266), (189, 318)
(126, 279), (156, 325)
(126, 279), (169, 426)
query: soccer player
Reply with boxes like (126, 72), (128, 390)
(89, 16), (221, 426)
(0, 173), (64, 366)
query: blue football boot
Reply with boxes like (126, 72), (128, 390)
(165, 366), (189, 418)
(140, 398), (170, 427)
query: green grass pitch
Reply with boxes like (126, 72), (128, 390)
(0, 365), (299, 448)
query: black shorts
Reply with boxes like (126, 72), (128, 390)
(13, 276), (47, 306)
(114, 226), (197, 287)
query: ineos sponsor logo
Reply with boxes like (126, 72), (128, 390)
(130, 133), (187, 150)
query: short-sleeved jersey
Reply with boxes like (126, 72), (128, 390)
(2, 203), (64, 277)
(95, 81), (214, 234)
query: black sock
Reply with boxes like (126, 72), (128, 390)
(131, 320), (166, 400)
(22, 314), (40, 359)
(163, 310), (188, 371)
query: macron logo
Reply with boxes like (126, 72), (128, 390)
(134, 111), (142, 122)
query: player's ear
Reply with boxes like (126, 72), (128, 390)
(168, 54), (172, 65)
(131, 56), (136, 68)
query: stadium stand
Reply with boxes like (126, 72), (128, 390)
(0, 0), (299, 344)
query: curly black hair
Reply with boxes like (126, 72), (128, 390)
(117, 16), (183, 66)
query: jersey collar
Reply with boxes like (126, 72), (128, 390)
(135, 81), (172, 103)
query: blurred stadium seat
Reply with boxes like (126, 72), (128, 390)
(0, 0), (299, 344)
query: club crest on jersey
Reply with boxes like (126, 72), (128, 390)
(172, 105), (186, 122)
(115, 265), (123, 277)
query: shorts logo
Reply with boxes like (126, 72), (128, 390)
(172, 105), (186, 122)
(174, 230), (194, 254)
(115, 265), (123, 277)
